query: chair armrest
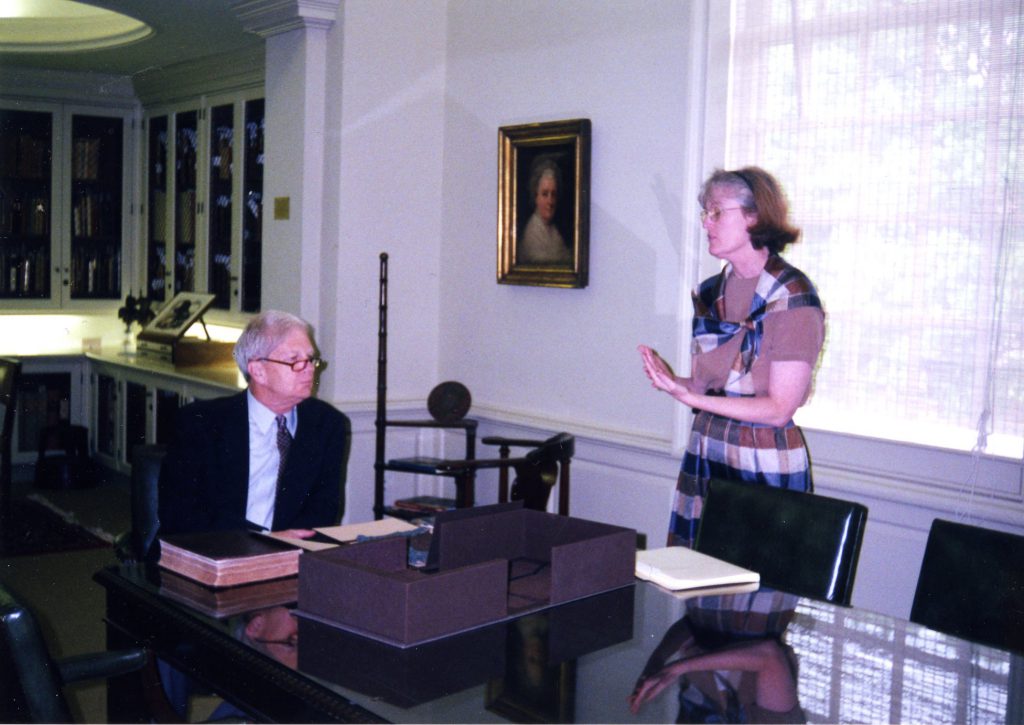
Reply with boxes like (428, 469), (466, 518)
(57, 648), (148, 685)
(481, 436), (544, 448)
(112, 530), (135, 563)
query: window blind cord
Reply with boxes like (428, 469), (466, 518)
(961, 7), (1023, 519)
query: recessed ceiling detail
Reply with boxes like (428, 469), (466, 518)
(0, 0), (152, 53)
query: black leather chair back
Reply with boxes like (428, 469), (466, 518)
(695, 478), (868, 606)
(0, 357), (20, 525)
(130, 444), (166, 562)
(1, 583), (74, 722)
(0, 583), (147, 723)
(511, 433), (574, 512)
(910, 518), (1024, 655)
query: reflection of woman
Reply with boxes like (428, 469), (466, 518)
(628, 617), (804, 723)
(520, 158), (571, 264)
(638, 167), (824, 638)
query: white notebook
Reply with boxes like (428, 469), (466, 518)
(635, 546), (760, 591)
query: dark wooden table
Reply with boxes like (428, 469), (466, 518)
(96, 564), (1023, 723)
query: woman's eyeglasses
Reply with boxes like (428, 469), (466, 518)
(700, 206), (744, 224)
(257, 357), (324, 372)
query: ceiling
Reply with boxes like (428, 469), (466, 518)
(0, 0), (262, 79)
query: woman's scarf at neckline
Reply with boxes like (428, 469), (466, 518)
(690, 254), (821, 396)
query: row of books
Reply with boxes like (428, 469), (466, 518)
(0, 134), (49, 180)
(390, 495), (455, 514)
(0, 196), (49, 237)
(71, 138), (101, 181)
(71, 192), (117, 238)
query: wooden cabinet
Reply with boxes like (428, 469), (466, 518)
(12, 356), (87, 464)
(143, 93), (264, 314)
(0, 103), (131, 308)
(89, 355), (241, 472)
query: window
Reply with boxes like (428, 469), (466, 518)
(725, 1), (1022, 460)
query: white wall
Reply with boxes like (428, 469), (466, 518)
(309, 0), (1023, 621)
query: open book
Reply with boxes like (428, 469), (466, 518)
(635, 546), (760, 592)
(159, 519), (424, 587)
(263, 517), (424, 551)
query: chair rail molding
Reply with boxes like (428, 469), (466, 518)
(231, 0), (340, 37)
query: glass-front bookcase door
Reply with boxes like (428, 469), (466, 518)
(145, 114), (169, 302)
(69, 113), (123, 300)
(208, 103), (233, 310)
(174, 109), (198, 295)
(241, 98), (264, 313)
(145, 94), (263, 315)
(0, 108), (53, 300)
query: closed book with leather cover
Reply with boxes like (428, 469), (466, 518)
(158, 530), (300, 588)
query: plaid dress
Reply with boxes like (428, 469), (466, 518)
(670, 254), (823, 639)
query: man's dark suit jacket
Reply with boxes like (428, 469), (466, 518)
(157, 391), (351, 537)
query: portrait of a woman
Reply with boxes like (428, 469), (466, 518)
(519, 157), (572, 265)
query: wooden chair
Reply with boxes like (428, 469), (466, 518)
(695, 478), (868, 605)
(910, 518), (1024, 655)
(0, 582), (147, 722)
(434, 432), (575, 515)
(373, 253), (478, 517)
(0, 357), (21, 538)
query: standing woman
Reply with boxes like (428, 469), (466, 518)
(639, 167), (824, 636)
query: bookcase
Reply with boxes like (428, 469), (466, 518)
(0, 108), (53, 300)
(0, 103), (130, 308)
(144, 93), (264, 314)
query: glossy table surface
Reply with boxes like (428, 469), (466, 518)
(95, 563), (1023, 723)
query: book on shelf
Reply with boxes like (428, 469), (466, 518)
(159, 570), (299, 618)
(635, 546), (760, 592)
(158, 530), (301, 588)
(391, 495), (455, 513)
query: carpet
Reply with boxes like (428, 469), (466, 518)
(0, 497), (111, 556)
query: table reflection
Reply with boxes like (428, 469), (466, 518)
(239, 605), (299, 669)
(629, 614), (804, 723)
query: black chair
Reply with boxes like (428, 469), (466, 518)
(435, 432), (575, 515)
(910, 518), (1024, 655)
(0, 583), (147, 723)
(695, 478), (868, 606)
(113, 444), (166, 563)
(33, 422), (93, 490)
(0, 357), (20, 534)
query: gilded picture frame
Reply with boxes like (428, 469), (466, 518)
(497, 118), (590, 288)
(485, 611), (577, 723)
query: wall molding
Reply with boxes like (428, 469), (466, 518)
(132, 46), (265, 107)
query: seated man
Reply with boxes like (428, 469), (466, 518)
(158, 309), (351, 539)
(155, 310), (349, 721)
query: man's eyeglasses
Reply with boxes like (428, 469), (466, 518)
(257, 357), (324, 372)
(700, 206), (744, 224)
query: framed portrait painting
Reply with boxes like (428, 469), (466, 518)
(497, 118), (590, 288)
